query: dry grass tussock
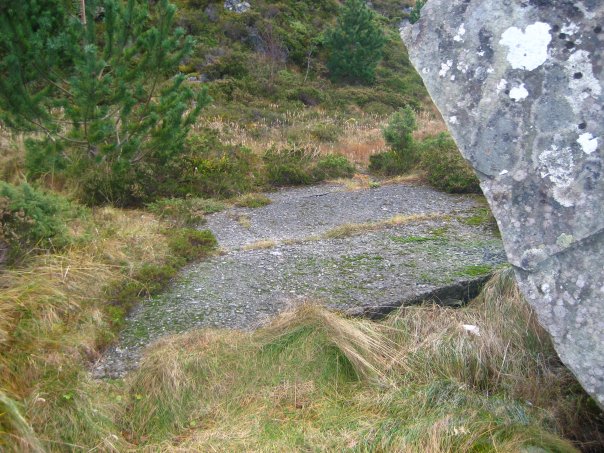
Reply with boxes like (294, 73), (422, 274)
(323, 212), (445, 239)
(0, 207), (170, 451)
(330, 172), (427, 191)
(241, 240), (277, 251)
(122, 269), (602, 452)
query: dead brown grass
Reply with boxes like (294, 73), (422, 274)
(196, 110), (389, 167)
(322, 212), (445, 239)
(259, 302), (397, 382)
(413, 109), (448, 141)
(241, 240), (277, 251)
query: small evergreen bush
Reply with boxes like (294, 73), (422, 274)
(0, 182), (76, 264)
(165, 132), (264, 198)
(263, 149), (356, 186)
(383, 106), (417, 153)
(370, 106), (419, 175)
(309, 124), (341, 143)
(419, 133), (481, 193)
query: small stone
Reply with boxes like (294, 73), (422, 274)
(224, 0), (250, 13)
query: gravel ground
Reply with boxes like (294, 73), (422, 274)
(93, 183), (505, 378)
(206, 183), (481, 249)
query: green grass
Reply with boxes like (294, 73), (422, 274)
(232, 192), (273, 208)
(390, 235), (436, 243)
(113, 270), (601, 451)
(0, 207), (218, 452)
(147, 197), (229, 227)
(2, 251), (603, 452)
(455, 264), (494, 277)
(463, 207), (493, 226)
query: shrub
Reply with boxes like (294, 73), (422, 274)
(312, 155), (356, 180)
(369, 151), (414, 176)
(0, 182), (76, 264)
(262, 149), (356, 186)
(167, 131), (265, 198)
(203, 50), (250, 80)
(309, 123), (341, 143)
(284, 87), (325, 106)
(419, 133), (481, 193)
(263, 148), (315, 186)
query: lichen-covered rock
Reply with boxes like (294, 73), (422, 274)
(224, 0), (250, 13)
(401, 1), (604, 406)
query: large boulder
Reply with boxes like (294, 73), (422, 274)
(401, 1), (603, 406)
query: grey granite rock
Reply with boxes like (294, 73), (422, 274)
(224, 0), (250, 13)
(401, 0), (603, 406)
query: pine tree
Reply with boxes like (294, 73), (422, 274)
(0, 0), (209, 206)
(325, 0), (386, 84)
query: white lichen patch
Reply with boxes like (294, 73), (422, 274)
(499, 22), (551, 71)
(449, 116), (458, 125)
(577, 133), (598, 154)
(509, 83), (529, 101)
(538, 144), (574, 187)
(453, 23), (466, 42)
(456, 61), (469, 74)
(439, 59), (453, 77)
(553, 185), (584, 208)
(561, 22), (580, 35)
(567, 50), (601, 114)
(520, 247), (548, 270)
(496, 79), (508, 92)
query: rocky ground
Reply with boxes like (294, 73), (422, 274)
(93, 182), (506, 378)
